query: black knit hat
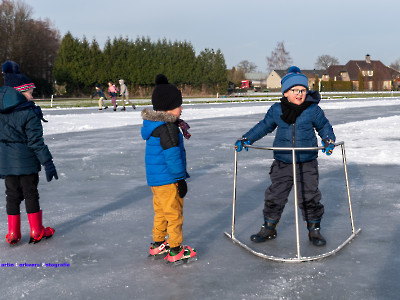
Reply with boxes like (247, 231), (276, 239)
(2, 61), (35, 92)
(151, 74), (182, 111)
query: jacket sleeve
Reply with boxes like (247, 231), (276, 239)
(25, 111), (53, 164)
(313, 106), (336, 141)
(158, 124), (186, 180)
(243, 105), (277, 143)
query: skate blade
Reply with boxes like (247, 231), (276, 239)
(166, 255), (198, 266)
(148, 252), (169, 260)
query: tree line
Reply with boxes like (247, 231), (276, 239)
(54, 34), (228, 96)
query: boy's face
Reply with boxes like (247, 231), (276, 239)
(167, 106), (182, 117)
(284, 85), (307, 105)
(22, 89), (34, 101)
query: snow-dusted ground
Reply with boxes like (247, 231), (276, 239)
(0, 98), (399, 299)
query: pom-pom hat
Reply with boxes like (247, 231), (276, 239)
(151, 74), (182, 111)
(281, 66), (308, 94)
(2, 60), (35, 92)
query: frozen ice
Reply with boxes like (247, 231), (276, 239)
(0, 98), (399, 299)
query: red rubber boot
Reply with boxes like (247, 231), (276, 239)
(27, 210), (55, 244)
(6, 214), (21, 245)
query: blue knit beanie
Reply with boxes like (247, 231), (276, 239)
(281, 66), (308, 94)
(2, 61), (35, 92)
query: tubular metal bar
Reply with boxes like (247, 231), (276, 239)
(225, 141), (361, 262)
(340, 143), (356, 233)
(292, 149), (301, 260)
(224, 228), (361, 263)
(231, 150), (238, 237)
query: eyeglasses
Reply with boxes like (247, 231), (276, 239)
(290, 88), (307, 95)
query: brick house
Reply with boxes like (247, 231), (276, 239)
(326, 55), (393, 90)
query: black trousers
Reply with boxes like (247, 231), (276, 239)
(5, 173), (40, 215)
(263, 159), (324, 222)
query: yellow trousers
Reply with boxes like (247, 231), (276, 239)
(151, 183), (183, 248)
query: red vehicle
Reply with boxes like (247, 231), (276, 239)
(240, 80), (252, 89)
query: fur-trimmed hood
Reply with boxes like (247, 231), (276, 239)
(141, 108), (178, 141)
(141, 108), (178, 123)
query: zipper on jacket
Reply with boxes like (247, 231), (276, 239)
(292, 124), (296, 147)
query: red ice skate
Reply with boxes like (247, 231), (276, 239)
(164, 245), (197, 265)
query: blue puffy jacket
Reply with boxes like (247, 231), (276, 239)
(0, 86), (52, 176)
(243, 91), (335, 163)
(141, 109), (187, 186)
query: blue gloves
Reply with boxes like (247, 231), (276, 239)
(235, 138), (251, 152)
(322, 138), (335, 156)
(44, 160), (58, 182)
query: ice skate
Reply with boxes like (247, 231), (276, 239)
(121, 107), (126, 111)
(149, 240), (170, 259)
(164, 245), (197, 265)
(132, 104), (136, 110)
(104, 106), (108, 109)
(250, 220), (278, 243)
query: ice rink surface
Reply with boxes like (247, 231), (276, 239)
(1, 97), (399, 299)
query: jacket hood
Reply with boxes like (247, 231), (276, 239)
(141, 108), (178, 140)
(305, 90), (321, 104)
(0, 86), (27, 113)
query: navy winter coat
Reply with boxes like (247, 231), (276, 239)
(243, 91), (335, 163)
(141, 109), (187, 186)
(0, 86), (52, 176)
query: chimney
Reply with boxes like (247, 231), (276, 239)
(366, 54), (371, 64)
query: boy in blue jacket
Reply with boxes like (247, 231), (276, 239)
(1, 61), (58, 245)
(235, 66), (335, 246)
(141, 74), (196, 263)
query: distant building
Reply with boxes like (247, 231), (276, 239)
(266, 69), (325, 90)
(244, 72), (268, 88)
(326, 55), (394, 90)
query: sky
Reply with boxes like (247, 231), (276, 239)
(23, 0), (400, 71)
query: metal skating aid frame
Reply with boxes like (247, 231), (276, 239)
(224, 142), (361, 263)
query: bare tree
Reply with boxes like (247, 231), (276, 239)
(266, 41), (292, 71)
(0, 0), (60, 95)
(390, 58), (400, 71)
(314, 55), (339, 70)
(237, 60), (257, 73)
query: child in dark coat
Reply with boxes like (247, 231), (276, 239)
(141, 74), (196, 263)
(91, 84), (108, 110)
(0, 61), (58, 245)
(235, 66), (336, 246)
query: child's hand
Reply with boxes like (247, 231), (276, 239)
(177, 179), (187, 198)
(44, 160), (58, 182)
(322, 138), (335, 155)
(235, 138), (251, 152)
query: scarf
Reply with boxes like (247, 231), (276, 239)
(177, 119), (191, 139)
(280, 97), (312, 124)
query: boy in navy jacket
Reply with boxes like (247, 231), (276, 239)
(235, 66), (335, 246)
(141, 74), (196, 263)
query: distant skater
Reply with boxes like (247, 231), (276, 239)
(91, 84), (108, 110)
(108, 82), (119, 111)
(119, 79), (135, 111)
